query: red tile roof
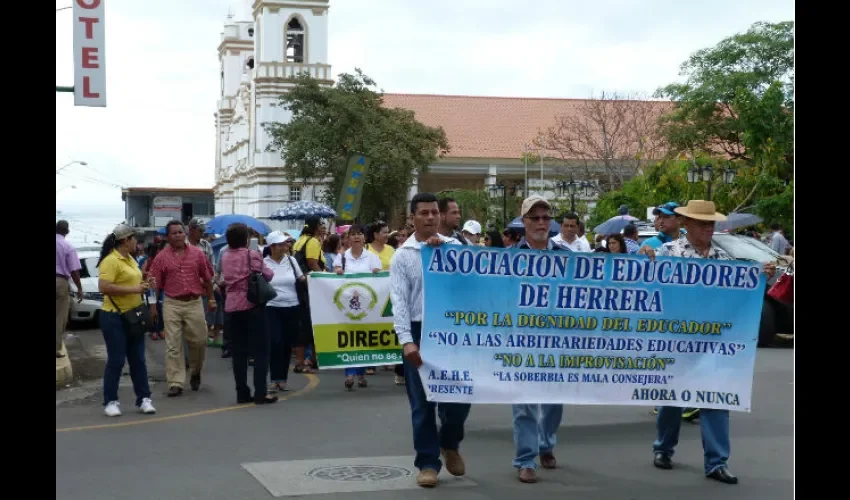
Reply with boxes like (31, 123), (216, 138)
(381, 93), (672, 161)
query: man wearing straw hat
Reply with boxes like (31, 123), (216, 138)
(650, 200), (774, 485)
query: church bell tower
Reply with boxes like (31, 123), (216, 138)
(250, 0), (333, 215)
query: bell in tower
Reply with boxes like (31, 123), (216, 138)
(286, 18), (305, 63)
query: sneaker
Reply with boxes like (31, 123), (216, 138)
(104, 401), (122, 417)
(139, 398), (156, 414)
(682, 408), (700, 422)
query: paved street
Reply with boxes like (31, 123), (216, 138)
(56, 326), (793, 500)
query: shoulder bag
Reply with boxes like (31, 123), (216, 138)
(108, 293), (153, 339)
(246, 250), (278, 306)
(767, 261), (794, 305)
(287, 255), (310, 306)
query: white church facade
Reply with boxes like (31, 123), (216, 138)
(214, 0), (669, 223)
(214, 0), (333, 219)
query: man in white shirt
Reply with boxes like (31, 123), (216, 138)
(390, 192), (470, 488)
(550, 212), (591, 252)
(768, 223), (790, 255)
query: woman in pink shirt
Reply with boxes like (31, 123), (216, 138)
(220, 223), (277, 405)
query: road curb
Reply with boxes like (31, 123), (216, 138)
(56, 344), (74, 389)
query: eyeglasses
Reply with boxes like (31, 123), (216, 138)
(524, 215), (552, 223)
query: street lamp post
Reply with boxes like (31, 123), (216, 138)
(489, 182), (507, 229)
(556, 179), (594, 213)
(56, 160), (88, 174)
(687, 163), (736, 200)
(489, 182), (525, 229)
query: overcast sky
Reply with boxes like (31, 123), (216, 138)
(55, 0), (793, 228)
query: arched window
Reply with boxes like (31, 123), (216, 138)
(285, 17), (305, 63)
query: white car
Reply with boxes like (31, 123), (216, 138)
(68, 251), (104, 324)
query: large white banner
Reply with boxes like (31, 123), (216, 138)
(73, 0), (106, 107)
(308, 272), (402, 369)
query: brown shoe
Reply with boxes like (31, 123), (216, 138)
(441, 448), (466, 476)
(518, 467), (537, 483)
(540, 452), (557, 469)
(416, 468), (438, 488)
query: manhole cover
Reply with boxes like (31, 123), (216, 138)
(306, 465), (411, 482)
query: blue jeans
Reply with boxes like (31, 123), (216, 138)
(403, 322), (471, 472)
(511, 403), (563, 469)
(345, 367), (365, 376)
(100, 311), (151, 407)
(653, 406), (730, 475)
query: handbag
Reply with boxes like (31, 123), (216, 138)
(246, 250), (277, 306)
(287, 255), (308, 306)
(108, 293), (153, 339)
(767, 267), (794, 305)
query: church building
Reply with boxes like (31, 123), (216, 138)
(214, 0), (669, 224)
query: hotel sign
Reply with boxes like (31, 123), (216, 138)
(72, 0), (106, 107)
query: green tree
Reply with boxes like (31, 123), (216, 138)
(264, 69), (450, 222)
(655, 21), (793, 219)
(436, 188), (501, 229)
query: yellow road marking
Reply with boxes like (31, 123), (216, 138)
(56, 374), (320, 434)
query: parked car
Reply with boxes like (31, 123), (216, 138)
(632, 230), (793, 347)
(68, 251), (104, 324)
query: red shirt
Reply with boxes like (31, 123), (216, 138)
(221, 248), (273, 313)
(149, 244), (213, 299)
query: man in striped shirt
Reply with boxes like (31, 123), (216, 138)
(390, 192), (470, 488)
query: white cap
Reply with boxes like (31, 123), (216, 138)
(520, 195), (551, 216)
(462, 220), (482, 235)
(266, 231), (287, 245)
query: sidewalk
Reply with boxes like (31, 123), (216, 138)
(56, 325), (167, 403)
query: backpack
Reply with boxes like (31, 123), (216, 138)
(293, 236), (315, 274)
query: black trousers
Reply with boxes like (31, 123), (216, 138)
(267, 305), (300, 382)
(229, 306), (268, 402)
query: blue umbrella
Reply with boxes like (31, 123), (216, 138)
(210, 235), (228, 254)
(205, 214), (272, 236)
(593, 215), (640, 235)
(715, 212), (762, 232)
(507, 216), (560, 237)
(268, 201), (337, 220)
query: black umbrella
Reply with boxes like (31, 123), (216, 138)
(715, 212), (763, 232)
(507, 216), (560, 237)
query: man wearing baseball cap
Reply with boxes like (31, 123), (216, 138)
(461, 220), (482, 245)
(640, 202), (686, 253)
(187, 219), (216, 334)
(511, 195), (568, 484)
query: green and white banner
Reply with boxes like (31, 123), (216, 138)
(308, 272), (403, 369)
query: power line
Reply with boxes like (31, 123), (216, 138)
(79, 163), (131, 188)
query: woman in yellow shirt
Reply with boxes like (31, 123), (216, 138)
(366, 220), (395, 271)
(366, 220), (398, 379)
(97, 224), (156, 417)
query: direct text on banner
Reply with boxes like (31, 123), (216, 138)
(308, 272), (402, 369)
(417, 246), (766, 411)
